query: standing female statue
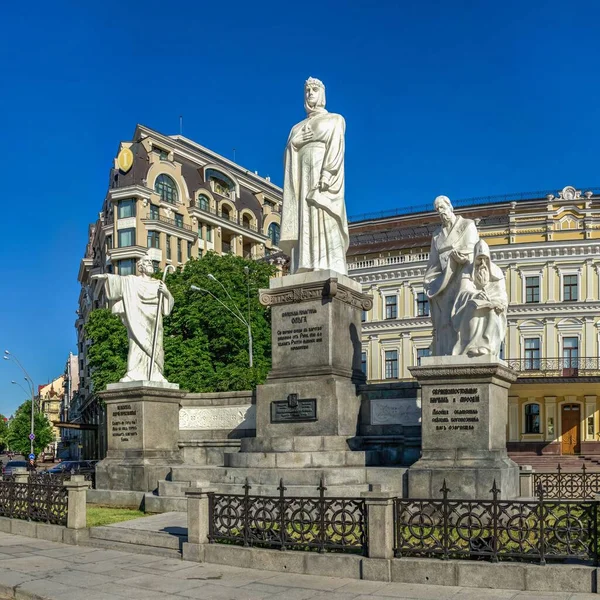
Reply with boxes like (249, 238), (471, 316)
(280, 77), (349, 275)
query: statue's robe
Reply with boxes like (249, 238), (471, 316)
(451, 258), (507, 357)
(280, 110), (348, 274)
(423, 216), (479, 355)
(104, 275), (173, 382)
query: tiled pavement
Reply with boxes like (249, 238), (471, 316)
(0, 533), (597, 600)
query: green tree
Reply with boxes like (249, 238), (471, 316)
(0, 415), (8, 451)
(85, 308), (128, 393)
(6, 401), (54, 456)
(84, 253), (277, 393)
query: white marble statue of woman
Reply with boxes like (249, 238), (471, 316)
(280, 77), (349, 275)
(91, 254), (174, 383)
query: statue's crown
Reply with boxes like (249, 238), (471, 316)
(305, 76), (325, 89)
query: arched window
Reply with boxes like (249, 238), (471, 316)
(154, 174), (178, 204)
(268, 222), (280, 246)
(197, 194), (209, 211)
(525, 404), (540, 434)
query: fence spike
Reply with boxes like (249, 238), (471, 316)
(440, 479), (450, 497)
(490, 479), (500, 498)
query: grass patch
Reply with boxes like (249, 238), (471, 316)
(87, 504), (148, 528)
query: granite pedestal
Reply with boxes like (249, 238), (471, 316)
(407, 356), (519, 499)
(95, 381), (185, 492)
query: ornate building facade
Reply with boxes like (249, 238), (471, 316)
(349, 185), (600, 456)
(74, 124), (283, 458)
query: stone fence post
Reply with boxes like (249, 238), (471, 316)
(361, 489), (396, 559)
(63, 475), (91, 530)
(13, 467), (28, 484)
(182, 486), (215, 562)
(519, 465), (534, 498)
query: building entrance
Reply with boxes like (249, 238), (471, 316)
(561, 404), (581, 455)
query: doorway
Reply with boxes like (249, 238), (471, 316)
(561, 404), (581, 454)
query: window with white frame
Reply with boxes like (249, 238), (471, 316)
(118, 199), (136, 219)
(562, 337), (579, 369)
(118, 228), (135, 248)
(525, 276), (540, 303)
(155, 174), (178, 204)
(524, 338), (540, 370)
(361, 352), (367, 376)
(416, 292), (430, 316)
(384, 350), (398, 379)
(416, 348), (431, 365)
(385, 295), (397, 319)
(563, 274), (578, 301)
(525, 403), (541, 434)
(147, 231), (160, 249)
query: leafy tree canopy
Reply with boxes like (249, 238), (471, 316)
(85, 253), (277, 393)
(0, 415), (8, 451)
(6, 401), (55, 456)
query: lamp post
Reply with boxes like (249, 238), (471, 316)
(191, 272), (253, 368)
(4, 351), (35, 459)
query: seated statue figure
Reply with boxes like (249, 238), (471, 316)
(451, 239), (507, 357)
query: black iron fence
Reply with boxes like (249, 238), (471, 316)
(533, 464), (600, 500)
(395, 481), (598, 564)
(28, 470), (95, 488)
(208, 478), (367, 554)
(0, 479), (68, 525)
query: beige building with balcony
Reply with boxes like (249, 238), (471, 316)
(349, 185), (600, 457)
(74, 124), (284, 458)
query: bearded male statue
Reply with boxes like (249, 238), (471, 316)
(423, 195), (479, 355)
(280, 77), (349, 275)
(451, 240), (507, 357)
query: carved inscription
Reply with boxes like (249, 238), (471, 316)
(276, 308), (323, 352)
(430, 387), (480, 433)
(111, 403), (138, 443)
(271, 398), (317, 423)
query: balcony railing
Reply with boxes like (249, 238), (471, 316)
(506, 357), (600, 377)
(348, 253), (430, 271)
(145, 215), (192, 231)
(189, 198), (259, 233)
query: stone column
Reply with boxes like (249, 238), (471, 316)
(360, 490), (395, 560)
(508, 396), (519, 442)
(182, 487), (214, 562)
(585, 260), (594, 302)
(400, 333), (411, 379)
(402, 282), (412, 318)
(64, 475), (91, 530)
(13, 468), (28, 483)
(369, 335), (379, 381)
(547, 263), (556, 302)
(585, 396), (597, 442)
(545, 397), (557, 443)
(545, 318), (556, 358)
(519, 465), (534, 498)
(584, 317), (595, 359)
(508, 320), (518, 361)
(509, 264), (518, 304)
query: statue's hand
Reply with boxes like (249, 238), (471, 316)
(300, 126), (314, 142)
(157, 281), (167, 295)
(494, 304), (504, 314)
(451, 250), (468, 264)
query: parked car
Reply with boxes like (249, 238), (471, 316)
(3, 460), (27, 476)
(46, 460), (96, 475)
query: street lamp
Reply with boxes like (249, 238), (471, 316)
(191, 273), (253, 368)
(4, 351), (35, 459)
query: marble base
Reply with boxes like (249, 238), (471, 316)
(408, 355), (519, 499)
(95, 383), (185, 492)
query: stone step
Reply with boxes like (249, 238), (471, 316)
(89, 525), (184, 550)
(85, 536), (182, 559)
(240, 435), (353, 453)
(158, 480), (192, 497)
(224, 450), (368, 469)
(144, 493), (187, 513)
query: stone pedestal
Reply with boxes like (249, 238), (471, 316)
(408, 356), (519, 499)
(95, 381), (185, 492)
(256, 270), (372, 441)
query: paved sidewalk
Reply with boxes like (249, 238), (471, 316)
(0, 533), (597, 600)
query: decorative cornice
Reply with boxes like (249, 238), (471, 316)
(409, 364), (518, 383)
(259, 277), (373, 311)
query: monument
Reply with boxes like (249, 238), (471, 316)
(408, 200), (519, 499)
(94, 256), (184, 492)
(229, 78), (376, 483)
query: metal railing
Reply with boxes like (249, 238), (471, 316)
(0, 479), (68, 525)
(349, 253), (430, 271)
(534, 464), (600, 499)
(208, 478), (367, 554)
(29, 470), (95, 489)
(506, 357), (600, 378)
(189, 199), (260, 233)
(145, 214), (193, 231)
(395, 480), (597, 564)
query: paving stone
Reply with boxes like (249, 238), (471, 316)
(117, 572), (204, 594)
(87, 581), (184, 599)
(48, 570), (118, 588)
(267, 589), (322, 600)
(371, 582), (463, 598)
(258, 573), (352, 591)
(179, 583), (272, 599)
(0, 555), (67, 574)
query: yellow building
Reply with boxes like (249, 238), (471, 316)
(349, 185), (600, 457)
(38, 376), (63, 457)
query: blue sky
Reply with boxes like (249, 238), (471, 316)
(1, 0), (600, 415)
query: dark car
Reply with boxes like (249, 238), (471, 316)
(46, 460), (96, 475)
(3, 460), (27, 476)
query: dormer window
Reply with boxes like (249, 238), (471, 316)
(197, 194), (210, 211)
(153, 147), (169, 161)
(155, 174), (178, 204)
(268, 222), (280, 246)
(206, 168), (235, 199)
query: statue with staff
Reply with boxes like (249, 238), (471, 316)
(92, 254), (175, 383)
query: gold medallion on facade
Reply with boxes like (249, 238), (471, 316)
(117, 147), (134, 173)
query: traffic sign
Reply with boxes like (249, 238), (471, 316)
(28, 433), (35, 441)
(28, 453), (35, 460)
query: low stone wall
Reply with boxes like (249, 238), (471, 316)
(178, 391), (255, 465)
(0, 516), (89, 545)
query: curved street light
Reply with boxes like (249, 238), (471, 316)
(4, 351), (36, 458)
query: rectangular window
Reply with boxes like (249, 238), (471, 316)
(385, 296), (397, 320)
(563, 337), (579, 371)
(118, 228), (135, 248)
(198, 223), (203, 240)
(361, 352), (367, 376)
(149, 204), (159, 220)
(147, 231), (160, 249)
(152, 260), (160, 273)
(417, 292), (430, 316)
(187, 241), (192, 260)
(361, 310), (367, 323)
(525, 276), (540, 303)
(106, 235), (113, 250)
(524, 338), (540, 370)
(525, 404), (541, 434)
(563, 274), (578, 301)
(177, 238), (182, 262)
(206, 225), (212, 242)
(153, 147), (169, 160)
(166, 235), (171, 260)
(119, 259), (135, 276)
(175, 213), (183, 228)
(385, 350), (398, 379)
(417, 348), (431, 366)
(118, 199), (136, 219)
